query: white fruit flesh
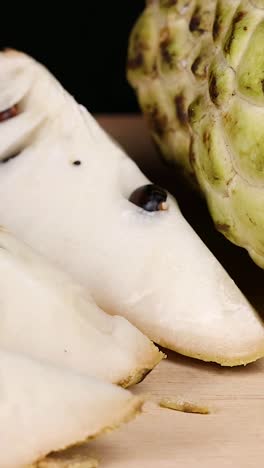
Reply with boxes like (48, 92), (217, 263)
(0, 50), (263, 365)
(0, 227), (163, 386)
(0, 349), (142, 468)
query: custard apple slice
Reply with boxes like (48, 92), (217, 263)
(0, 226), (163, 386)
(0, 49), (264, 366)
(0, 348), (142, 468)
(127, 0), (264, 268)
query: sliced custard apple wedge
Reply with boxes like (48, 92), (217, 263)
(127, 0), (264, 268)
(0, 348), (142, 468)
(0, 226), (163, 386)
(0, 50), (264, 366)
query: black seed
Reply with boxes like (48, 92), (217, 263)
(73, 160), (81, 166)
(0, 105), (18, 122)
(129, 184), (168, 212)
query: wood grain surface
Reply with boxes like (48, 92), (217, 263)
(75, 115), (264, 468)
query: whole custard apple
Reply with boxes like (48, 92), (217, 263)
(127, 0), (264, 268)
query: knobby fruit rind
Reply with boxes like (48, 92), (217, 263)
(127, 0), (264, 268)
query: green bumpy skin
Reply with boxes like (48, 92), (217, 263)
(127, 0), (264, 268)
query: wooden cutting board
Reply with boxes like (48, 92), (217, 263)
(76, 115), (264, 468)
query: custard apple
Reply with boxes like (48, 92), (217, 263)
(127, 0), (264, 268)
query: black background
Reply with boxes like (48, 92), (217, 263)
(0, 4), (145, 114)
